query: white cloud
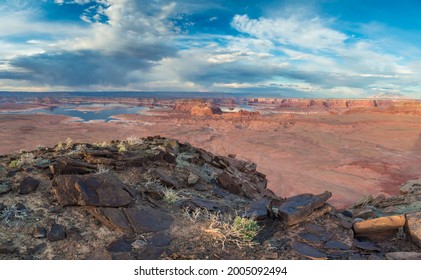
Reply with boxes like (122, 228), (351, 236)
(232, 14), (348, 50)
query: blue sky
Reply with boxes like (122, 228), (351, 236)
(0, 0), (421, 98)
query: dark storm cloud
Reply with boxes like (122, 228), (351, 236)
(9, 46), (176, 86)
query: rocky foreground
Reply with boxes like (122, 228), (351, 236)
(0, 136), (421, 260)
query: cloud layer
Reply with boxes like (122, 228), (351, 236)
(0, 0), (420, 97)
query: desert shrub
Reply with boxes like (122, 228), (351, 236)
(96, 164), (110, 174)
(162, 188), (178, 204)
(231, 216), (259, 241)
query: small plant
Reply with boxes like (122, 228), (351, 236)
(126, 135), (143, 146)
(162, 188), (178, 204)
(95, 141), (109, 148)
(65, 137), (73, 149)
(36, 144), (46, 151)
(55, 142), (64, 152)
(117, 142), (127, 153)
(9, 153), (35, 168)
(231, 216), (259, 242)
(75, 144), (86, 151)
(96, 164), (110, 174)
(19, 153), (35, 166)
(0, 204), (28, 227)
(9, 160), (20, 168)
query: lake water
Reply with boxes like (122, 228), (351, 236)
(0, 103), (149, 122)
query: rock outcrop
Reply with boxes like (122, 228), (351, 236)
(1, 136), (421, 260)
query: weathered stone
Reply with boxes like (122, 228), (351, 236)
(17, 177), (40, 194)
(276, 192), (332, 225)
(353, 215), (406, 238)
(52, 174), (133, 207)
(406, 212), (421, 247)
(243, 199), (270, 220)
(298, 232), (330, 244)
(187, 173), (200, 185)
(217, 172), (242, 195)
(353, 239), (380, 251)
(15, 202), (27, 211)
(386, 252), (421, 260)
(0, 181), (12, 195)
(47, 224), (66, 242)
(151, 169), (182, 189)
(89, 207), (132, 232)
(107, 238), (133, 253)
(400, 179), (421, 194)
(32, 226), (47, 238)
(131, 240), (148, 250)
(164, 152), (176, 164)
(124, 207), (173, 233)
(149, 231), (175, 247)
(181, 198), (229, 213)
(352, 207), (374, 219)
(49, 158), (96, 175)
(324, 240), (350, 250)
(292, 242), (328, 260)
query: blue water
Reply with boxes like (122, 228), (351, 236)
(0, 103), (149, 122)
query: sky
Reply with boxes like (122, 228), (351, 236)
(0, 0), (421, 98)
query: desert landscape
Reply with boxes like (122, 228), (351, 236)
(2, 95), (421, 207)
(2, 94), (421, 260)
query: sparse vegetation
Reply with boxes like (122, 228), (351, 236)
(55, 142), (64, 152)
(96, 164), (110, 174)
(9, 153), (35, 168)
(231, 216), (259, 242)
(9, 160), (20, 168)
(162, 187), (178, 204)
(117, 142), (127, 153)
(126, 135), (143, 146)
(0, 204), (28, 227)
(183, 207), (260, 249)
(65, 138), (73, 149)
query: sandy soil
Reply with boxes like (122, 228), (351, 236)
(1, 109), (421, 208)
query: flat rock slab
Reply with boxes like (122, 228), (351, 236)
(298, 232), (330, 244)
(243, 199), (270, 220)
(18, 177), (40, 194)
(324, 240), (350, 250)
(182, 198), (229, 213)
(89, 207), (132, 232)
(149, 231), (175, 247)
(406, 212), (421, 248)
(353, 240), (380, 251)
(151, 169), (182, 189)
(107, 238), (133, 253)
(277, 191), (332, 226)
(52, 174), (133, 207)
(292, 242), (328, 260)
(353, 215), (406, 235)
(124, 207), (173, 233)
(50, 158), (96, 175)
(386, 252), (421, 260)
(217, 172), (243, 196)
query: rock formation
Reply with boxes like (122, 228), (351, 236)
(1, 136), (421, 260)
